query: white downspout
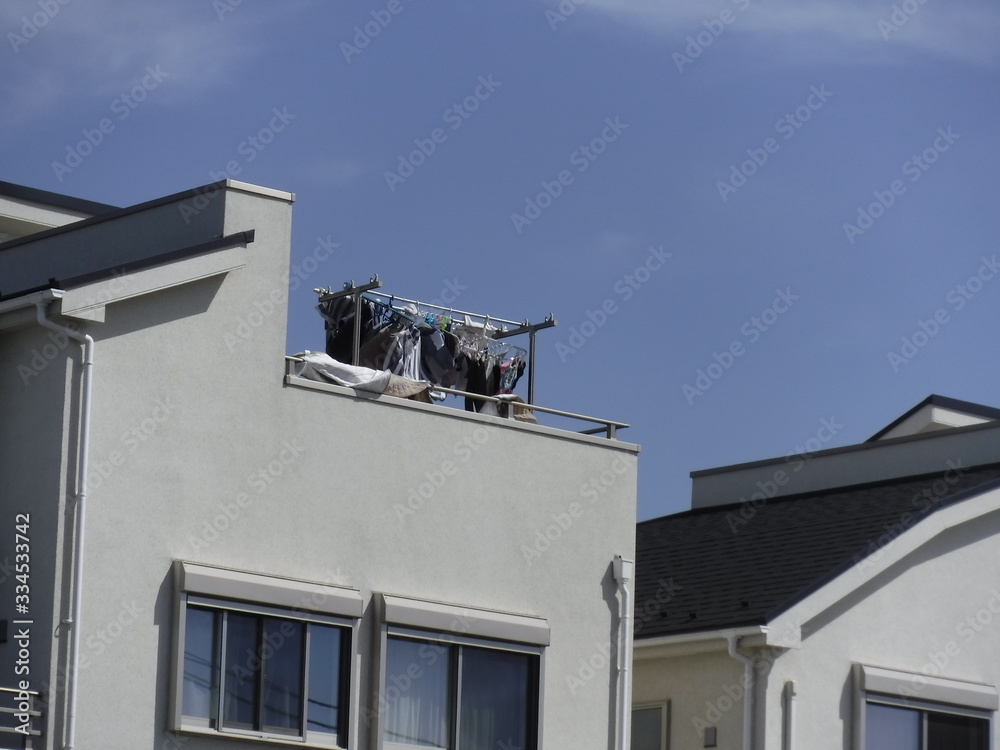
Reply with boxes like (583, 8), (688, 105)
(36, 302), (94, 750)
(613, 556), (634, 750)
(782, 680), (796, 750)
(727, 635), (754, 750)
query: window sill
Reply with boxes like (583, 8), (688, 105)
(176, 724), (345, 750)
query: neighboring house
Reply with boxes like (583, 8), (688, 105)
(0, 179), (639, 750)
(632, 395), (1000, 750)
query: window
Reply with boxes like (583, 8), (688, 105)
(382, 633), (538, 750)
(631, 703), (668, 750)
(172, 562), (362, 749)
(182, 599), (350, 741)
(378, 594), (548, 750)
(854, 664), (995, 750)
(865, 701), (988, 750)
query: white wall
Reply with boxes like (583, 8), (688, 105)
(632, 500), (1000, 750)
(0, 183), (638, 750)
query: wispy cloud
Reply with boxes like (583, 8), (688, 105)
(0, 1), (300, 131)
(558, 0), (1000, 65)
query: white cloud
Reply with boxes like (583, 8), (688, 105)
(560, 0), (1000, 65)
(0, 1), (303, 131)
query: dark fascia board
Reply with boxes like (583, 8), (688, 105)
(643, 460), (1000, 524)
(763, 474), (1000, 623)
(633, 618), (767, 642)
(866, 394), (1000, 442)
(0, 180), (118, 215)
(0, 181), (233, 254)
(689, 418), (1000, 480)
(0, 231), (255, 303)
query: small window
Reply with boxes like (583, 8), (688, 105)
(382, 632), (539, 750)
(631, 703), (668, 750)
(182, 599), (351, 746)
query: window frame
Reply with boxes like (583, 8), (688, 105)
(631, 701), (669, 750)
(171, 561), (363, 749)
(374, 594), (548, 750)
(853, 663), (996, 750)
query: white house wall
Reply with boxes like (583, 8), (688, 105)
(0, 183), (638, 750)
(762, 502), (1000, 750)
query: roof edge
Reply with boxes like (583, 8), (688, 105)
(690, 419), (1000, 480)
(0, 179), (118, 215)
(866, 394), (1000, 442)
(0, 180), (292, 256)
(765, 475), (1000, 625)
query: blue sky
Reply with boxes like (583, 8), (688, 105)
(3, 0), (998, 520)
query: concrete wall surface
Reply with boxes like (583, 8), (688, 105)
(0, 182), (638, 750)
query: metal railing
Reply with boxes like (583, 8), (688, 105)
(284, 356), (629, 439)
(0, 687), (43, 750)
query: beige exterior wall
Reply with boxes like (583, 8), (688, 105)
(633, 497), (1000, 750)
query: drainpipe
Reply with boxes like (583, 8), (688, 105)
(36, 302), (94, 750)
(782, 680), (796, 750)
(727, 635), (754, 750)
(613, 557), (634, 750)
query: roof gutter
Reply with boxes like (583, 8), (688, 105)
(0, 288), (62, 315)
(633, 625), (767, 653)
(33, 298), (93, 750)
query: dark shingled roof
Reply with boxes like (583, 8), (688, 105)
(634, 463), (1000, 640)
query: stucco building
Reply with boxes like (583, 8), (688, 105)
(0, 179), (639, 750)
(632, 395), (1000, 750)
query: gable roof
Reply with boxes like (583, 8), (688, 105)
(867, 394), (1000, 442)
(634, 463), (1000, 640)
